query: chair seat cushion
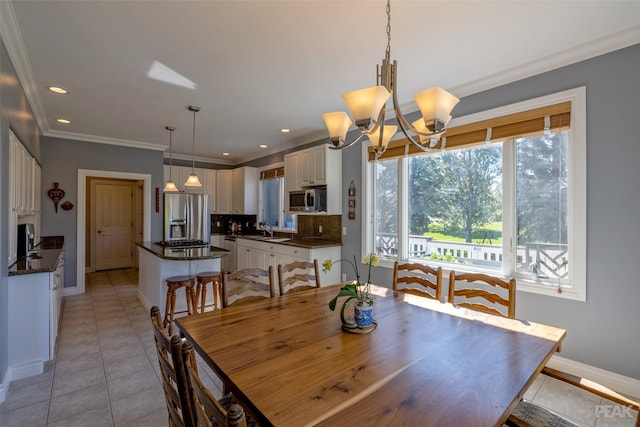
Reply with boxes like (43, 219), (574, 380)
(508, 401), (578, 427)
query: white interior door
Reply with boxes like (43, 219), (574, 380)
(95, 182), (133, 271)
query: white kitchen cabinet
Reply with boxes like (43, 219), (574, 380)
(284, 145), (342, 214)
(216, 170), (233, 213)
(236, 238), (341, 293)
(8, 131), (42, 265)
(300, 146), (326, 186)
(231, 167), (258, 214)
(201, 169), (216, 213)
(284, 152), (301, 211)
(8, 251), (64, 379)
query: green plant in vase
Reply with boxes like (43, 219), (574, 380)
(323, 253), (379, 328)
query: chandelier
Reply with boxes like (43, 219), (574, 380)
(322, 0), (459, 158)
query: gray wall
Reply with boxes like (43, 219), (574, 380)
(40, 136), (165, 288)
(343, 43), (640, 380)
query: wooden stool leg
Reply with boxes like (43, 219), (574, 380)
(194, 281), (202, 314)
(213, 277), (220, 309)
(200, 283), (207, 314)
(163, 286), (172, 329)
(167, 288), (177, 335)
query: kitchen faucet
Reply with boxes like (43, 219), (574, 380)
(263, 225), (274, 237)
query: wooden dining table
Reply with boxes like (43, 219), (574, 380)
(175, 283), (566, 427)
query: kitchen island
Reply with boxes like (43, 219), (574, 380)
(136, 242), (228, 314)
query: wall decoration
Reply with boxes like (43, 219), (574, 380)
(61, 200), (74, 211)
(348, 181), (356, 220)
(155, 187), (160, 213)
(47, 182), (65, 213)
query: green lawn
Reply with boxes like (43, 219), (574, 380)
(421, 221), (503, 245)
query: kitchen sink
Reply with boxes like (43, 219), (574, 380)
(264, 237), (291, 243)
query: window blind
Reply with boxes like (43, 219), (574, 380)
(260, 167), (285, 180)
(368, 101), (571, 161)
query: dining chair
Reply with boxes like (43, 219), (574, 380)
(277, 259), (321, 295)
(222, 267), (275, 307)
(150, 306), (195, 427)
(448, 270), (516, 318)
(507, 366), (640, 427)
(392, 261), (443, 302)
(179, 338), (249, 427)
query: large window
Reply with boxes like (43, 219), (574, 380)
(366, 88), (586, 300)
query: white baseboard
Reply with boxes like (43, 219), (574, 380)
(549, 354), (640, 400)
(0, 359), (45, 403)
(137, 289), (153, 313)
(62, 286), (81, 296)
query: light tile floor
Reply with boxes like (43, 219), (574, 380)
(0, 268), (637, 426)
(0, 268), (225, 427)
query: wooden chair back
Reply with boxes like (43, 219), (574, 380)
(222, 267), (275, 307)
(277, 259), (321, 295)
(180, 339), (248, 427)
(448, 271), (516, 318)
(150, 306), (195, 427)
(392, 261), (443, 301)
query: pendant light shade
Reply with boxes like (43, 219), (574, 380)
(184, 105), (202, 187)
(163, 126), (179, 192)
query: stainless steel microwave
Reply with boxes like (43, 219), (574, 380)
(289, 188), (327, 212)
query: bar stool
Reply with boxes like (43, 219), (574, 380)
(163, 275), (196, 335)
(195, 271), (223, 313)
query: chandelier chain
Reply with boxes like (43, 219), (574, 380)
(385, 0), (391, 59)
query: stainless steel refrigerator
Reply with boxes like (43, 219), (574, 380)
(163, 193), (211, 243)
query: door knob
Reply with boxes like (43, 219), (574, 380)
(97, 230), (103, 234)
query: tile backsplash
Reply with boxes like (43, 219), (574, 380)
(296, 214), (341, 242)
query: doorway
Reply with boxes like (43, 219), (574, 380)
(75, 170), (151, 295)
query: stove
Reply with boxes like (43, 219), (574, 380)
(155, 239), (209, 248)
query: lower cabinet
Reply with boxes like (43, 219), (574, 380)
(236, 239), (341, 294)
(8, 252), (64, 380)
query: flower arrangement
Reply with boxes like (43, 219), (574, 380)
(323, 253), (379, 311)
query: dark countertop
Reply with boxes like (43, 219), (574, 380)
(235, 235), (342, 249)
(9, 236), (65, 276)
(136, 242), (229, 261)
(10, 249), (64, 276)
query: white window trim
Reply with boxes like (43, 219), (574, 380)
(363, 86), (586, 301)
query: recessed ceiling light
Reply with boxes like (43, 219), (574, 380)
(222, 152), (230, 156)
(48, 86), (68, 94)
(280, 128), (291, 133)
(56, 118), (71, 124)
(259, 144), (268, 148)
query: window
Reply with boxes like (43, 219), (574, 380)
(259, 167), (295, 230)
(366, 87), (586, 300)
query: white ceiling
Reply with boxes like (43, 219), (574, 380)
(2, 1), (640, 165)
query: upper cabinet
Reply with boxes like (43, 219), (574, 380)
(231, 167), (258, 215)
(284, 145), (342, 214)
(216, 170), (233, 214)
(8, 131), (42, 265)
(300, 146), (326, 186)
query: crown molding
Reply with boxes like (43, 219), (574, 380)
(451, 25), (640, 98)
(0, 1), (48, 133)
(45, 129), (166, 151)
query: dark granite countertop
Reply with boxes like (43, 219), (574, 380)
(10, 249), (64, 276)
(136, 242), (229, 261)
(235, 235), (342, 249)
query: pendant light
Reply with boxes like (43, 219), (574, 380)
(163, 126), (178, 192)
(184, 105), (202, 187)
